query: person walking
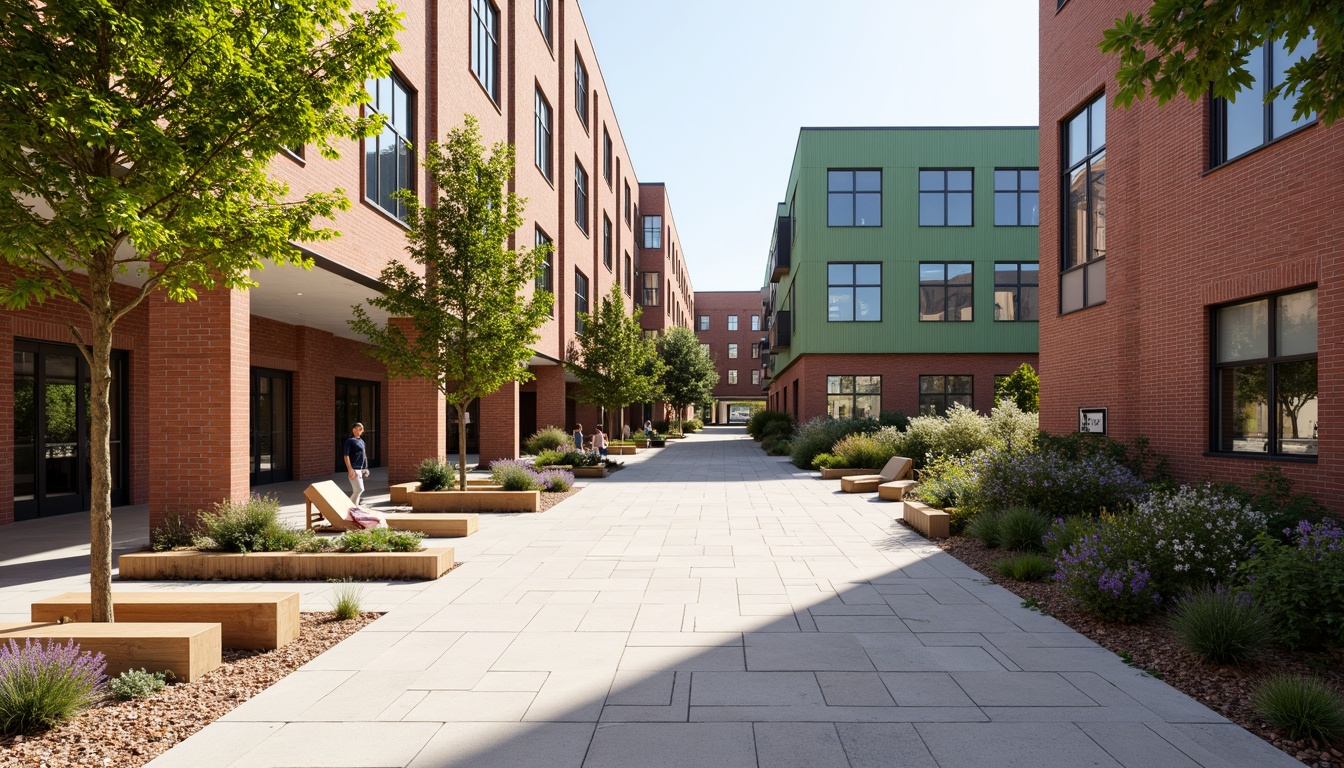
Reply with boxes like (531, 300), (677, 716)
(344, 422), (369, 505)
(593, 426), (608, 458)
(573, 424), (584, 450)
(643, 419), (653, 440)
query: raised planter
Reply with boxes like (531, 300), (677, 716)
(0, 622), (221, 682)
(902, 500), (951, 539)
(118, 548), (455, 581)
(650, 438), (666, 448)
(608, 445), (637, 455)
(409, 489), (541, 513)
(32, 591), (300, 650)
(391, 480), (498, 504)
(819, 467), (878, 480)
(572, 466), (609, 479)
(665, 433), (687, 440)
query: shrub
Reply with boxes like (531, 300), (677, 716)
(968, 446), (1145, 519)
(1254, 675), (1344, 743)
(1035, 431), (1169, 484)
(789, 417), (877, 469)
(1043, 515), (1095, 560)
(1251, 465), (1329, 543)
(522, 426), (570, 455)
(535, 449), (601, 468)
(997, 506), (1051, 552)
(416, 457), (455, 492)
(109, 669), (168, 701)
(1131, 484), (1265, 593)
(330, 581), (364, 621)
(1053, 514), (1161, 622)
(810, 453), (843, 470)
(652, 420), (671, 434)
(150, 514), (195, 552)
(877, 410), (909, 430)
(535, 468), (574, 492)
(995, 553), (1055, 582)
(994, 363), (1040, 413)
(1241, 518), (1344, 651)
(193, 496), (300, 553)
(762, 437), (790, 456)
(1169, 588), (1275, 665)
(490, 459), (542, 491)
(0, 639), (106, 735)
(967, 512), (1002, 548)
(910, 456), (978, 512)
(335, 527), (424, 553)
(292, 531), (336, 553)
(684, 418), (704, 433)
(747, 409), (795, 441)
(831, 434), (892, 470)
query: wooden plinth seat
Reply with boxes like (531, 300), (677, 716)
(902, 500), (951, 539)
(877, 480), (919, 502)
(32, 592), (300, 650)
(305, 481), (479, 538)
(839, 457), (914, 493)
(0, 621), (221, 682)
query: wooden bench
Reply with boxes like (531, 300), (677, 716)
(305, 481), (479, 537)
(902, 500), (951, 539)
(840, 457), (914, 493)
(819, 467), (878, 480)
(878, 480), (918, 502)
(0, 622), (221, 682)
(31, 592), (300, 650)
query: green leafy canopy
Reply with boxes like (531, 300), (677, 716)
(1100, 2), (1342, 125)
(658, 326), (718, 430)
(566, 285), (665, 431)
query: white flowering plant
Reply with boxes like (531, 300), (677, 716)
(1132, 483), (1266, 593)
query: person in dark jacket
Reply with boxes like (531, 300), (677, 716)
(344, 422), (369, 505)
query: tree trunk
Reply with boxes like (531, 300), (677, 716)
(455, 402), (468, 491)
(87, 263), (116, 622)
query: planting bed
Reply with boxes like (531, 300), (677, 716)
(0, 612), (378, 768)
(937, 533), (1344, 768)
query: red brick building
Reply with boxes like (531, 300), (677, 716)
(694, 291), (767, 422)
(1038, 0), (1341, 508)
(631, 183), (694, 426)
(2, 1), (678, 526)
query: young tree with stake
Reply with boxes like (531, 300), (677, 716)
(567, 286), (665, 437)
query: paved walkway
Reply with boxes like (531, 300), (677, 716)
(1, 428), (1297, 767)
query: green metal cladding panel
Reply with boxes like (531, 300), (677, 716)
(770, 127), (1040, 373)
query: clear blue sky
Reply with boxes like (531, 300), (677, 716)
(579, 0), (1040, 292)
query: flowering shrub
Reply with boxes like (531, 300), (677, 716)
(489, 460), (574, 493)
(1133, 483), (1265, 593)
(0, 639), (106, 735)
(831, 434), (892, 469)
(969, 446), (1145, 518)
(534, 468), (575, 492)
(1241, 518), (1344, 650)
(1053, 514), (1161, 622)
(911, 456), (979, 531)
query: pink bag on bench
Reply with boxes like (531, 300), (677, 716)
(347, 507), (386, 529)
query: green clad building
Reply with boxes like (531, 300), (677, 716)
(760, 127), (1040, 422)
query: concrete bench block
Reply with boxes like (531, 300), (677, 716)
(32, 591), (300, 650)
(0, 621), (221, 682)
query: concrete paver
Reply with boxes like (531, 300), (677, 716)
(0, 428), (1301, 767)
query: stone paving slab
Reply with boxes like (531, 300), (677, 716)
(0, 429), (1302, 767)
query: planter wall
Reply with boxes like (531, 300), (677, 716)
(391, 480), (499, 504)
(902, 501), (951, 539)
(118, 548), (456, 581)
(409, 489), (541, 513)
(608, 445), (637, 455)
(819, 468), (879, 480)
(572, 466), (608, 479)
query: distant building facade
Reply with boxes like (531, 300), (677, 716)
(694, 291), (768, 423)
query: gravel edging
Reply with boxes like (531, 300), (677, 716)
(0, 611), (379, 768)
(934, 531), (1344, 768)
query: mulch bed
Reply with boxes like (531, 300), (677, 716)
(934, 531), (1344, 768)
(0, 612), (379, 768)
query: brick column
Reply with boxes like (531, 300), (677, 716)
(148, 287), (250, 528)
(477, 381), (520, 464)
(532, 365), (567, 432)
(294, 326), (335, 480)
(385, 319), (445, 485)
(0, 317), (12, 525)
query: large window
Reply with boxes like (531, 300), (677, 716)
(574, 269), (589, 333)
(624, 253), (632, 295)
(728, 343), (738, 359)
(751, 315), (760, 332)
(574, 52), (589, 128)
(919, 263), (973, 321)
(827, 375), (881, 419)
(1063, 94), (1106, 312)
(827, 169), (881, 227)
(643, 215), (662, 249)
(364, 73), (414, 221)
(751, 344), (760, 360)
(535, 227), (553, 304)
(642, 271), (660, 306)
(624, 182), (632, 225)
(535, 0), (552, 46)
(728, 315), (739, 331)
(1214, 288), (1317, 457)
(574, 159), (589, 233)
(994, 263), (1039, 321)
(603, 128), (613, 185)
(534, 88), (552, 181)
(728, 370), (739, 385)
(698, 315), (709, 331)
(828, 263), (881, 322)
(919, 375), (972, 416)
(919, 169), (973, 227)
(752, 370), (761, 386)
(994, 169), (1039, 226)
(603, 214), (613, 269)
(1214, 35), (1317, 165)
(471, 0), (500, 102)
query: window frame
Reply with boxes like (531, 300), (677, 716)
(602, 214), (613, 270)
(728, 343), (738, 359)
(624, 181), (632, 225)
(993, 168), (1040, 227)
(574, 269), (590, 334)
(751, 315), (761, 332)
(1061, 93), (1107, 313)
(534, 87), (553, 182)
(752, 369), (761, 386)
(470, 0), (501, 103)
(574, 158), (589, 234)
(535, 227), (554, 311)
(642, 215), (662, 249)
(825, 375), (882, 419)
(826, 168), (882, 227)
(1211, 35), (1318, 167)
(918, 168), (975, 227)
(918, 262), (974, 322)
(642, 270), (660, 307)
(363, 71), (415, 222)
(827, 261), (883, 323)
(698, 315), (709, 331)
(918, 375), (974, 416)
(1210, 287), (1318, 460)
(534, 0), (552, 48)
(993, 262), (1040, 322)
(574, 51), (589, 129)
(602, 128), (613, 186)
(728, 369), (739, 385)
(727, 315), (738, 331)
(624, 253), (632, 296)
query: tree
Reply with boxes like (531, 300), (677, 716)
(351, 116), (551, 490)
(657, 326), (718, 433)
(995, 363), (1040, 413)
(0, 0), (399, 622)
(567, 286), (664, 437)
(1233, 361), (1318, 439)
(1100, 3), (1342, 125)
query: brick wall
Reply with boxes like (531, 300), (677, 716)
(695, 291), (768, 402)
(1039, 0), (1343, 509)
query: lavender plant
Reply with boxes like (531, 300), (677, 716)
(1052, 514), (1162, 622)
(969, 446), (1146, 519)
(0, 639), (106, 735)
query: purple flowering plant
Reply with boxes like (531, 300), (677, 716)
(489, 459), (574, 492)
(0, 638), (107, 735)
(969, 445), (1146, 519)
(1052, 514), (1162, 622)
(1241, 516), (1344, 650)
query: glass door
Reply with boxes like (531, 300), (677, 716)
(250, 368), (292, 486)
(334, 379), (380, 472)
